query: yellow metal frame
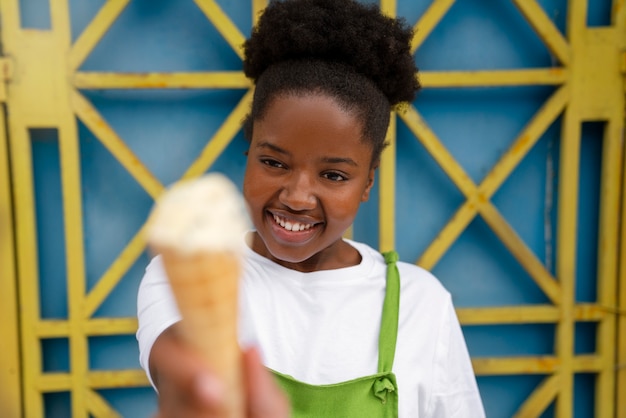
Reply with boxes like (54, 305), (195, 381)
(0, 0), (623, 417)
(0, 56), (21, 417)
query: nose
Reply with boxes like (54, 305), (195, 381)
(279, 172), (316, 211)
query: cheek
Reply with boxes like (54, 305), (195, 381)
(242, 165), (273, 214)
(330, 190), (365, 223)
(242, 167), (259, 208)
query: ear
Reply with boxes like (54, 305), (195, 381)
(361, 168), (376, 202)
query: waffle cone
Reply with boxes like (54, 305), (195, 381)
(159, 247), (244, 418)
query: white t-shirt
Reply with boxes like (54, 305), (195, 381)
(137, 239), (485, 417)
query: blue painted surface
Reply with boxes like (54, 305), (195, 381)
(23, 1), (608, 416)
(18, 0), (51, 29)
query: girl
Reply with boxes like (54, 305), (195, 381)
(137, 0), (485, 416)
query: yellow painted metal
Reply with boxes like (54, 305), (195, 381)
(87, 390), (122, 418)
(472, 355), (602, 375)
(181, 89), (254, 180)
(0, 75), (21, 418)
(419, 68), (567, 87)
(379, 0), (396, 17)
(84, 225), (151, 318)
(252, 0), (268, 23)
(594, 98), (623, 418)
(405, 86), (569, 305)
(378, 0), (397, 253)
(35, 318), (138, 338)
(554, 106), (579, 418)
(511, 0), (571, 65)
(514, 375), (560, 418)
(73, 71), (251, 90)
(379, 115), (396, 253)
(410, 0), (455, 53)
(36, 370), (148, 392)
(193, 0), (247, 59)
(3, 4), (59, 414)
(68, 0), (131, 72)
(618, 130), (626, 418)
(613, 2), (626, 417)
(71, 90), (164, 199)
(0, 0), (623, 416)
(457, 304), (610, 325)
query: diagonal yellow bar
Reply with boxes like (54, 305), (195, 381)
(479, 202), (561, 304)
(180, 89), (253, 179)
(479, 86), (569, 198)
(252, 0), (268, 23)
(71, 89), (164, 199)
(513, 374), (560, 418)
(408, 88), (567, 299)
(399, 106), (476, 195)
(73, 71), (251, 90)
(84, 224), (150, 318)
(511, 0), (571, 65)
(193, 0), (247, 60)
(411, 0), (456, 53)
(379, 0), (396, 17)
(87, 389), (122, 418)
(69, 0), (132, 72)
(417, 198), (477, 270)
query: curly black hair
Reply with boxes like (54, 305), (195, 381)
(242, 0), (420, 164)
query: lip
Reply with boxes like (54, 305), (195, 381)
(265, 210), (322, 244)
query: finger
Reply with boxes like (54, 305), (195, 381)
(244, 347), (290, 418)
(151, 325), (226, 414)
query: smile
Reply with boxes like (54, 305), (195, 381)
(272, 214), (315, 232)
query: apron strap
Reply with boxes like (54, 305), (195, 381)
(377, 251), (400, 374)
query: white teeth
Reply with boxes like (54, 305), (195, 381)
(273, 214), (313, 231)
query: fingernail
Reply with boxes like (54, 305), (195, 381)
(195, 373), (223, 404)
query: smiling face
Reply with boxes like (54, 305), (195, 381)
(243, 93), (376, 272)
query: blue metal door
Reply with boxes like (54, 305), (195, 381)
(1, 1), (624, 417)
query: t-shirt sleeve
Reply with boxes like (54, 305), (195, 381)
(426, 295), (485, 417)
(136, 255), (181, 389)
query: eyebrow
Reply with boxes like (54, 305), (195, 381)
(256, 141), (358, 167)
(256, 141), (289, 155)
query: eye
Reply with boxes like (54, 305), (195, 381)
(260, 158), (286, 169)
(322, 171), (348, 182)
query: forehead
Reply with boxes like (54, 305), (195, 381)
(253, 93), (366, 143)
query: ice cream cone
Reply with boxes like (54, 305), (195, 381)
(159, 248), (244, 417)
(146, 173), (250, 418)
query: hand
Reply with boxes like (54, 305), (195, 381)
(151, 324), (290, 418)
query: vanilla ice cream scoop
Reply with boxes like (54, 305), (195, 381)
(147, 172), (250, 254)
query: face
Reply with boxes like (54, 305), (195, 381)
(243, 94), (376, 272)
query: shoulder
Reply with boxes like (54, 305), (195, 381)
(139, 255), (167, 289)
(397, 260), (449, 293)
(349, 240), (452, 301)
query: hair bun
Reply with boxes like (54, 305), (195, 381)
(243, 0), (419, 105)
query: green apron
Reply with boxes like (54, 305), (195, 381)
(271, 251), (401, 418)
